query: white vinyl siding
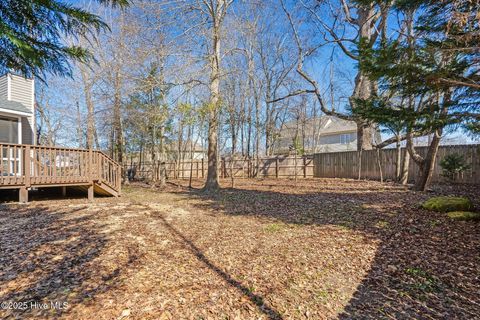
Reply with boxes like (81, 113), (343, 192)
(0, 74), (35, 145)
(319, 132), (356, 145)
(317, 132), (357, 153)
(0, 75), (8, 97)
(22, 116), (34, 145)
(10, 74), (34, 108)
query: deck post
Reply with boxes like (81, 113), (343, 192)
(88, 149), (93, 180)
(24, 145), (31, 188)
(88, 149), (94, 201)
(19, 187), (28, 203)
(117, 163), (122, 196)
(62, 186), (67, 197)
(88, 184), (94, 201)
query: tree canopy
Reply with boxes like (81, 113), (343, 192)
(0, 0), (129, 77)
(352, 0), (479, 190)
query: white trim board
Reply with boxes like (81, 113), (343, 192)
(0, 107), (32, 117)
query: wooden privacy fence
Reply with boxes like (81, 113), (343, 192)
(313, 144), (480, 184)
(125, 155), (315, 181)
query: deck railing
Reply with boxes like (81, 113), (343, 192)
(0, 143), (121, 193)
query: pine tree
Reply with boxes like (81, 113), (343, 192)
(0, 0), (129, 77)
(355, 0), (479, 191)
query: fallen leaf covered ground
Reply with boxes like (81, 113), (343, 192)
(0, 178), (479, 319)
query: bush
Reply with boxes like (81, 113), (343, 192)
(439, 154), (471, 181)
(422, 196), (473, 212)
(447, 211), (480, 221)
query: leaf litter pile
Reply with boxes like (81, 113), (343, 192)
(0, 178), (479, 319)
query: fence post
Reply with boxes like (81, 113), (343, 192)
(248, 158), (251, 178)
(201, 158), (205, 178)
(294, 152), (297, 182)
(222, 158), (226, 178)
(242, 159), (245, 178)
(303, 156), (307, 178)
(189, 160), (194, 187)
(196, 161), (199, 178)
(275, 158), (279, 179)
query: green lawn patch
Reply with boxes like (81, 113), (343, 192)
(447, 211), (480, 221)
(264, 223), (285, 232)
(422, 196), (473, 212)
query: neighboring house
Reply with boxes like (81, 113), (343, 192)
(126, 140), (206, 164)
(274, 116), (380, 154)
(0, 73), (35, 145)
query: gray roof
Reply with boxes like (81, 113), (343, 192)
(0, 96), (32, 114)
(280, 115), (357, 137)
(320, 116), (357, 135)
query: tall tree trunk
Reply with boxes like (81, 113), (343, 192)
(76, 101), (83, 148)
(400, 148), (410, 185)
(94, 126), (101, 150)
(395, 135), (402, 181)
(177, 119), (183, 175)
(265, 86), (272, 156)
(113, 69), (123, 164)
(350, 5), (377, 151)
(241, 118), (245, 156)
(414, 130), (442, 191)
(254, 95), (260, 177)
(80, 66), (95, 150)
(231, 134), (236, 188)
(247, 102), (252, 158)
(204, 16), (222, 191)
(159, 126), (166, 188)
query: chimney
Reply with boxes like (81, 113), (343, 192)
(0, 73), (34, 109)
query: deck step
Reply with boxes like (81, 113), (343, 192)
(94, 182), (119, 197)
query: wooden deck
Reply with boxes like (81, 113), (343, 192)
(0, 143), (121, 202)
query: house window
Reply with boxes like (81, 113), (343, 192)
(0, 117), (19, 144)
(339, 133), (356, 144)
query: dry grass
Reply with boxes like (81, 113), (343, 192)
(0, 178), (479, 319)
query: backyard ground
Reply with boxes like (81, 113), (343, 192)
(0, 178), (479, 320)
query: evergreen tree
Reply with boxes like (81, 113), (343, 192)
(125, 63), (171, 168)
(355, 0), (479, 191)
(0, 0), (129, 77)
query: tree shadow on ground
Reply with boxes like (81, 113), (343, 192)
(0, 187), (109, 203)
(0, 204), (140, 319)
(153, 213), (284, 320)
(176, 179), (480, 319)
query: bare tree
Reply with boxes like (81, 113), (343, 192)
(277, 0), (391, 151)
(202, 0), (235, 191)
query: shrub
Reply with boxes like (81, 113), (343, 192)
(422, 196), (473, 212)
(447, 211), (480, 221)
(439, 154), (471, 181)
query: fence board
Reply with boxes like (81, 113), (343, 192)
(313, 145), (480, 184)
(125, 155), (315, 181)
(126, 145), (479, 184)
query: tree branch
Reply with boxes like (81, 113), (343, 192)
(280, 0), (353, 121)
(437, 78), (480, 90)
(267, 89), (316, 103)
